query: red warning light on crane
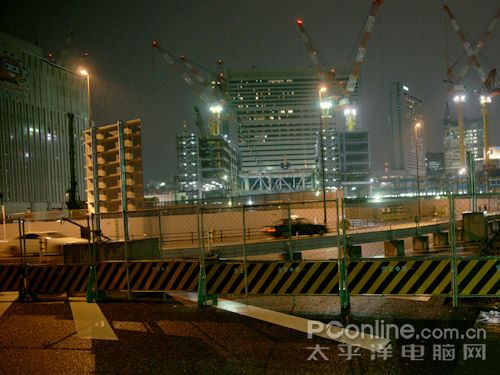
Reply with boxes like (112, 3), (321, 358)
(152, 41), (159, 48)
(297, 19), (303, 25)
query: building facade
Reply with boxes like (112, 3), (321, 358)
(388, 83), (425, 177)
(227, 68), (366, 194)
(84, 119), (144, 213)
(0, 31), (88, 213)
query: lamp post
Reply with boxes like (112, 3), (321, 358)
(319, 87), (332, 225)
(79, 69), (100, 236)
(480, 94), (491, 192)
(209, 104), (223, 136)
(414, 122), (422, 226)
(343, 107), (356, 183)
(453, 93), (466, 168)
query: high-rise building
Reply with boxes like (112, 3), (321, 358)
(227, 68), (366, 193)
(0, 31), (88, 213)
(84, 119), (144, 213)
(388, 83), (425, 177)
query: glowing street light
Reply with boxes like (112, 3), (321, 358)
(318, 87), (331, 225)
(453, 93), (466, 167)
(209, 104), (223, 135)
(479, 94), (492, 179)
(79, 68), (100, 235)
(414, 122), (422, 226)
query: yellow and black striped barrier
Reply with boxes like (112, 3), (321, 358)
(0, 264), (22, 291)
(206, 261), (340, 295)
(96, 261), (199, 292)
(348, 260), (452, 296)
(27, 265), (90, 293)
(458, 258), (499, 296)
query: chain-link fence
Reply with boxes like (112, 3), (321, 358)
(2, 192), (499, 265)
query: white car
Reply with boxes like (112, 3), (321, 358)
(0, 231), (88, 257)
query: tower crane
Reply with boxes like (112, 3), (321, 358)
(152, 41), (213, 105)
(152, 41), (229, 136)
(296, 0), (383, 131)
(341, 0), (383, 131)
(444, 4), (500, 170)
(296, 18), (343, 99)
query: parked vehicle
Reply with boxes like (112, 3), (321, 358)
(263, 217), (327, 238)
(0, 231), (88, 257)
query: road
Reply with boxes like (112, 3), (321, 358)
(0, 292), (498, 374)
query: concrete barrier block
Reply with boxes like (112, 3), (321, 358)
(463, 212), (488, 242)
(433, 232), (449, 247)
(384, 240), (405, 257)
(347, 245), (362, 260)
(279, 252), (303, 261)
(413, 235), (429, 252)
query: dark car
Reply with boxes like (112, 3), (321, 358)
(263, 217), (327, 238)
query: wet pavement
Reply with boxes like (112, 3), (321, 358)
(0, 293), (498, 374)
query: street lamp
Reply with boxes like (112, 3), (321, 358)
(318, 86), (331, 225)
(209, 104), (223, 135)
(480, 94), (491, 192)
(79, 69), (100, 237)
(343, 107), (357, 132)
(453, 93), (466, 168)
(342, 107), (357, 183)
(414, 122), (422, 226)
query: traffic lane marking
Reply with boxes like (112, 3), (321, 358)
(69, 297), (118, 340)
(0, 292), (17, 317)
(171, 292), (390, 351)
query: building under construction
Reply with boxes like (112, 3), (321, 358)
(84, 119), (144, 213)
(176, 131), (238, 200)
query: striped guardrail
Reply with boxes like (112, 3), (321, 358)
(206, 261), (340, 295)
(96, 261), (199, 292)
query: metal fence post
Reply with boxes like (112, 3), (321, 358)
(339, 191), (350, 313)
(118, 120), (131, 300)
(242, 205), (249, 304)
(158, 208), (163, 254)
(18, 219), (29, 301)
(86, 213), (97, 303)
(197, 204), (208, 305)
(287, 203), (293, 260)
(449, 194), (458, 308)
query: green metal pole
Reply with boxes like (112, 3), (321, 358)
(118, 121), (131, 300)
(242, 205), (249, 304)
(449, 194), (458, 308)
(86, 213), (96, 303)
(287, 203), (293, 260)
(339, 192), (350, 312)
(467, 151), (477, 211)
(158, 208), (163, 256)
(197, 204), (207, 305)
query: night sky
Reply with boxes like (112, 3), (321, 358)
(1, 0), (499, 183)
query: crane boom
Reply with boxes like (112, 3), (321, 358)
(454, 6), (500, 84)
(179, 55), (209, 86)
(296, 19), (324, 79)
(443, 4), (489, 86)
(345, 0), (383, 93)
(152, 41), (212, 104)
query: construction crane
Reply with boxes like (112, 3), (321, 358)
(341, 0), (383, 131)
(296, 0), (383, 131)
(296, 18), (343, 98)
(152, 41), (213, 105)
(152, 41), (228, 136)
(153, 41), (236, 198)
(444, 4), (500, 169)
